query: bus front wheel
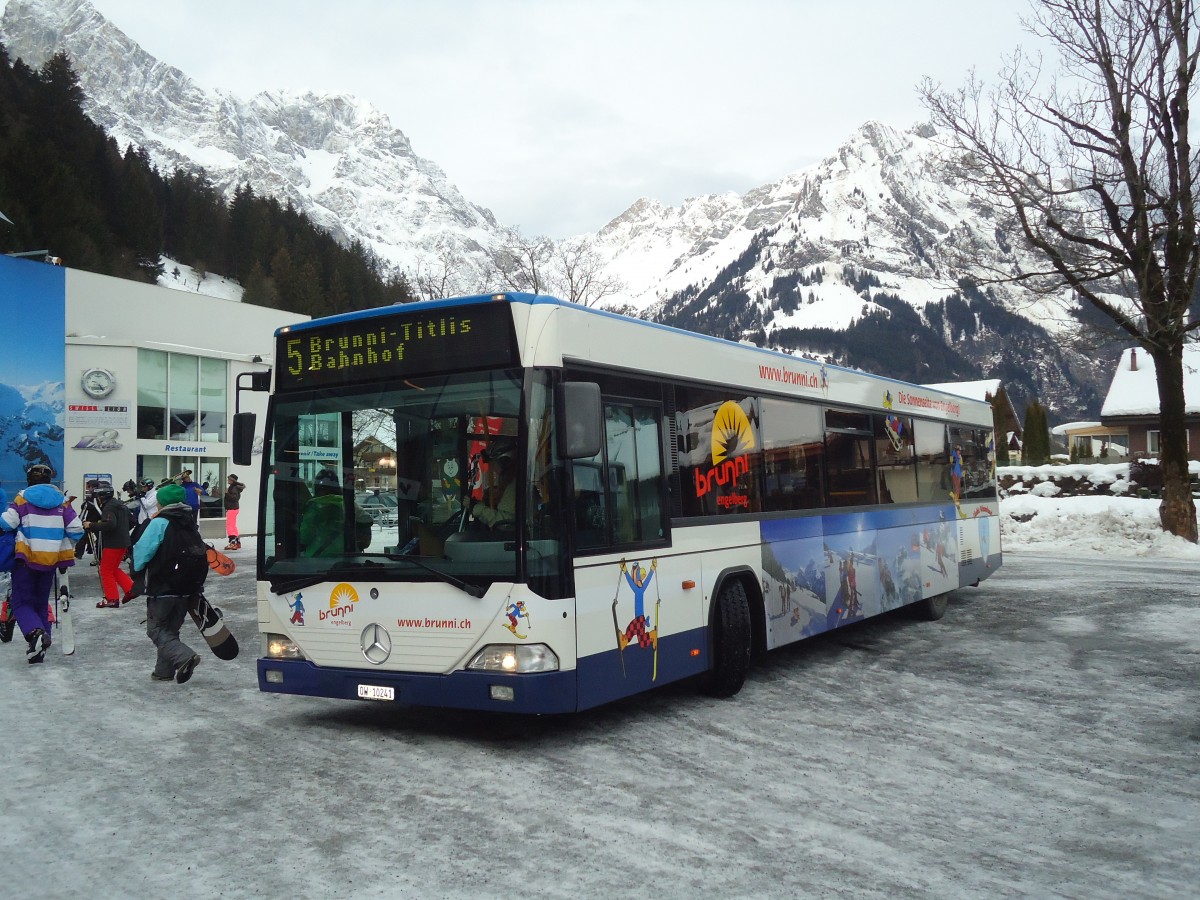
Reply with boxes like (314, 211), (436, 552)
(914, 592), (949, 621)
(703, 579), (752, 698)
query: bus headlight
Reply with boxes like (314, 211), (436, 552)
(265, 633), (305, 660)
(467, 643), (559, 673)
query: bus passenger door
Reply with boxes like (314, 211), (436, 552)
(570, 400), (705, 708)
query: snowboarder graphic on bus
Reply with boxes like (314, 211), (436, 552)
(504, 599), (530, 639)
(881, 391), (905, 451)
(288, 593), (306, 626)
(949, 444), (964, 500)
(616, 559), (658, 651)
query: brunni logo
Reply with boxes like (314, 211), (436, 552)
(320, 582), (360, 622)
(694, 400), (756, 508)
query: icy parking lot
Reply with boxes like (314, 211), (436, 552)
(1, 544), (1197, 899)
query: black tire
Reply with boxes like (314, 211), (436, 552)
(913, 592), (949, 621)
(702, 579), (752, 698)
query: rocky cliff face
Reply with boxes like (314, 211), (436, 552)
(581, 122), (1110, 418)
(0, 0), (503, 274)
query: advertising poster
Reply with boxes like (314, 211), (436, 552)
(0, 257), (66, 499)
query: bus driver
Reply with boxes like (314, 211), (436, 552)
(471, 452), (516, 529)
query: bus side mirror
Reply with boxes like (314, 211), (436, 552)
(232, 412), (256, 466)
(232, 370), (271, 466)
(556, 382), (602, 459)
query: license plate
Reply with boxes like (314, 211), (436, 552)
(357, 684), (395, 701)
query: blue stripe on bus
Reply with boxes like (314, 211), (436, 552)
(257, 658), (578, 714)
(258, 625), (712, 714)
(575, 626), (709, 711)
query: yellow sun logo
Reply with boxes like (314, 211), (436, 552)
(711, 401), (755, 464)
(329, 582), (359, 609)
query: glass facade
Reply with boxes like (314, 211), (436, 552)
(137, 349), (227, 443)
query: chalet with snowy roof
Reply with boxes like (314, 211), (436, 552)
(922, 378), (1022, 452)
(1099, 346), (1200, 460)
(1050, 421), (1129, 460)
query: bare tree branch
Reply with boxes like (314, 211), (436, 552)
(920, 0), (1200, 540)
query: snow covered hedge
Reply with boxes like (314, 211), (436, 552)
(999, 459), (1200, 498)
(999, 462), (1136, 497)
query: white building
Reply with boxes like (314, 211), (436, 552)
(0, 254), (307, 539)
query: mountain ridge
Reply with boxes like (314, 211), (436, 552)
(0, 0), (1112, 419)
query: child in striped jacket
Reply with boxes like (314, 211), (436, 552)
(0, 464), (84, 663)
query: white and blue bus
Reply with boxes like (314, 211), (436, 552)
(234, 293), (1001, 713)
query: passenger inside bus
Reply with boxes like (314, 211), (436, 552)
(299, 469), (373, 556)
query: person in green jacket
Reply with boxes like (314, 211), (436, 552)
(300, 469), (372, 557)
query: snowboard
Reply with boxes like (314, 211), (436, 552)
(206, 546), (236, 576)
(187, 592), (238, 660)
(54, 571), (76, 656)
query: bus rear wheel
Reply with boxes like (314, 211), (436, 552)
(913, 592), (949, 621)
(703, 579), (752, 698)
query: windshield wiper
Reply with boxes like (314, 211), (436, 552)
(270, 573), (331, 595)
(376, 556), (484, 600)
(351, 554), (486, 598)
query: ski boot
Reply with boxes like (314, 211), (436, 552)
(26, 628), (49, 664)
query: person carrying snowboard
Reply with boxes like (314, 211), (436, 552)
(0, 463), (84, 664)
(131, 483), (206, 684)
(85, 482), (138, 608)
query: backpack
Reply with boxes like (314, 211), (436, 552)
(148, 518), (210, 596)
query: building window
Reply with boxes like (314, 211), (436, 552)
(199, 357), (227, 440)
(138, 350), (228, 443)
(137, 349), (168, 440)
(1147, 430), (1160, 455)
(168, 354), (199, 439)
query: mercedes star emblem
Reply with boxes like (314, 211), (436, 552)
(360, 623), (392, 665)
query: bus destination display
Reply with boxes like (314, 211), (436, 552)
(276, 304), (517, 390)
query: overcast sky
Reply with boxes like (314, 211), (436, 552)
(83, 0), (1040, 238)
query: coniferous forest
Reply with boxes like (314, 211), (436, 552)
(0, 44), (413, 315)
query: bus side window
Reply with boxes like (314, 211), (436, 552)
(573, 460), (607, 550)
(572, 401), (668, 553)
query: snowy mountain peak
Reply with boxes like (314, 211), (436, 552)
(0, 0), (501, 270)
(0, 0), (1109, 419)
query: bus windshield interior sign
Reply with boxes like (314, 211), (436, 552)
(276, 303), (517, 390)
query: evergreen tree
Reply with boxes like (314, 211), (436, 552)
(0, 44), (413, 314)
(990, 384), (1012, 465)
(1022, 400), (1050, 465)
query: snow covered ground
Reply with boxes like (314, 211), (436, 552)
(1, 493), (1197, 898)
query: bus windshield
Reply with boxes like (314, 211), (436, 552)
(261, 368), (566, 597)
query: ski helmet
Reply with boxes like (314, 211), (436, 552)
(94, 481), (115, 501)
(26, 463), (54, 485)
